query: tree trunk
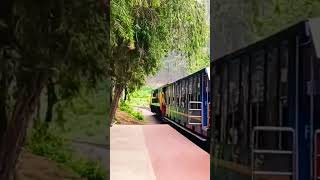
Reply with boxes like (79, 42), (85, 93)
(45, 78), (57, 124)
(33, 96), (41, 129)
(109, 84), (124, 126)
(0, 73), (47, 180)
(124, 87), (128, 102)
(0, 62), (8, 142)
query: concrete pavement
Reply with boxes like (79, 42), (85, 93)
(110, 124), (210, 180)
(110, 125), (156, 180)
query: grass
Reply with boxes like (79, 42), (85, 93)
(24, 80), (111, 179)
(127, 86), (154, 108)
(118, 85), (156, 121)
(119, 100), (144, 121)
(26, 124), (108, 180)
(48, 81), (109, 145)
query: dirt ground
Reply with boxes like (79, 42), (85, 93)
(16, 150), (83, 180)
(114, 110), (146, 125)
(14, 110), (154, 180)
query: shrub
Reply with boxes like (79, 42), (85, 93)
(127, 86), (154, 108)
(26, 124), (107, 180)
(69, 158), (107, 180)
(119, 100), (144, 121)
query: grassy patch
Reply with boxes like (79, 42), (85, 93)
(26, 125), (108, 180)
(119, 101), (144, 121)
(49, 81), (109, 145)
(127, 86), (154, 108)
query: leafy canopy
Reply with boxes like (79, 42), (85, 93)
(110, 0), (209, 90)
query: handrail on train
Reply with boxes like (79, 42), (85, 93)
(251, 126), (295, 180)
(188, 101), (202, 125)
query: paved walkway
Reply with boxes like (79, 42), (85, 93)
(110, 125), (210, 180)
(133, 106), (162, 124)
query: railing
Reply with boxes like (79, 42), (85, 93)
(251, 126), (295, 180)
(188, 101), (202, 125)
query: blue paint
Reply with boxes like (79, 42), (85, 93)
(202, 72), (208, 128)
(298, 112), (311, 180)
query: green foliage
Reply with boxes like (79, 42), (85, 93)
(0, 1), (110, 178)
(26, 124), (107, 180)
(247, 0), (320, 40)
(109, 0), (208, 123)
(0, 0), (109, 128)
(119, 101), (144, 121)
(127, 86), (154, 108)
(110, 0), (209, 91)
(27, 124), (72, 164)
(68, 159), (107, 180)
(188, 50), (210, 74)
(50, 81), (109, 145)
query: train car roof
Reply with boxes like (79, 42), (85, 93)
(212, 18), (320, 64)
(205, 67), (210, 80)
(171, 66), (210, 84)
(151, 66), (210, 91)
(309, 18), (320, 59)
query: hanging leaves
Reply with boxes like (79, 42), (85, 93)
(110, 0), (208, 89)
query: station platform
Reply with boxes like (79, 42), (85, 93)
(110, 124), (210, 180)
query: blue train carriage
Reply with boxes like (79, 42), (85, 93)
(150, 67), (211, 140)
(210, 18), (320, 180)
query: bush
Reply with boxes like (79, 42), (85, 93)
(127, 86), (154, 108)
(26, 124), (107, 180)
(119, 100), (144, 121)
(69, 158), (107, 180)
(26, 124), (72, 164)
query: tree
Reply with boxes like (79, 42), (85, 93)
(212, 0), (320, 60)
(249, 0), (320, 39)
(109, 0), (209, 123)
(0, 0), (109, 179)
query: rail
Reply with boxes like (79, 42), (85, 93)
(251, 126), (295, 180)
(188, 101), (202, 125)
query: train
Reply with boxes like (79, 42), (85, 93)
(210, 18), (320, 180)
(150, 67), (211, 140)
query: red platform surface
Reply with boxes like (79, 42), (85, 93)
(110, 124), (209, 180)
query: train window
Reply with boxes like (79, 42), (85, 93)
(263, 47), (280, 149)
(227, 59), (240, 145)
(182, 80), (186, 110)
(250, 50), (265, 128)
(169, 86), (171, 105)
(174, 85), (175, 105)
(279, 42), (289, 127)
(221, 63), (228, 143)
(179, 83), (181, 105)
(266, 48), (279, 126)
(179, 82), (182, 107)
(172, 85), (174, 105)
(189, 77), (192, 95)
(152, 90), (159, 104)
(248, 50), (266, 153)
(163, 88), (167, 104)
(197, 74), (201, 104)
(212, 66), (221, 142)
(240, 55), (250, 147)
